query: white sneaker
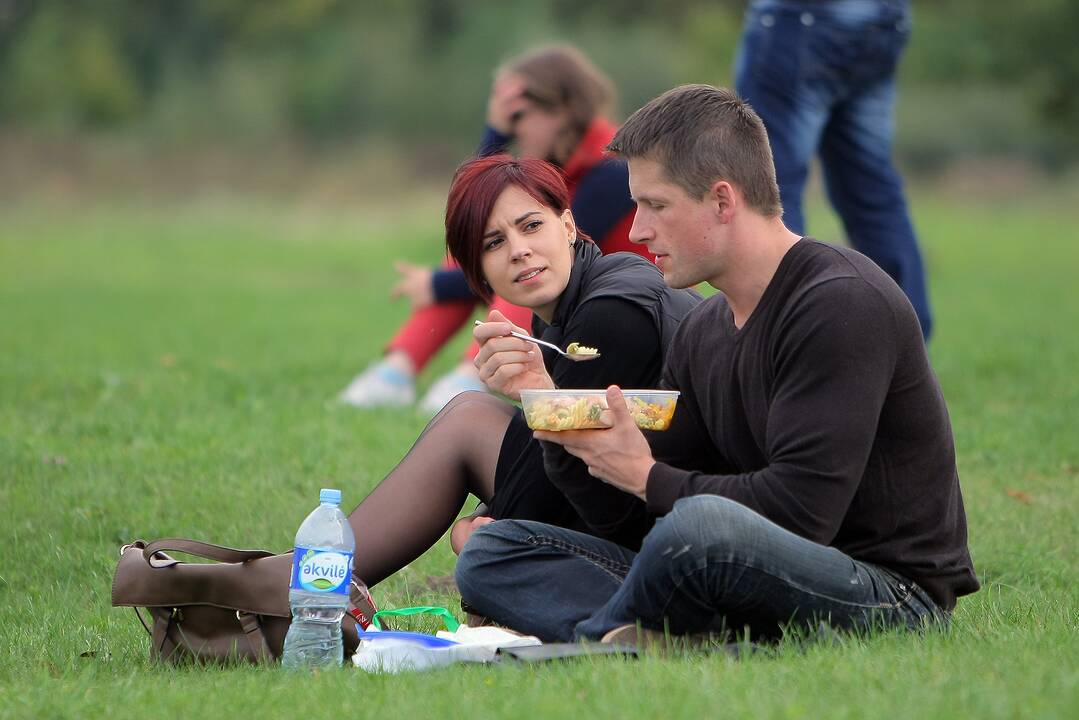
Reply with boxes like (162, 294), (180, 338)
(418, 369), (488, 414)
(339, 361), (415, 408)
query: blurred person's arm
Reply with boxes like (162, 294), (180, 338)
(478, 72), (527, 156)
(391, 261), (435, 309)
(431, 268), (477, 303)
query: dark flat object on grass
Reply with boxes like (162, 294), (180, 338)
(498, 641), (758, 663)
(497, 643), (638, 663)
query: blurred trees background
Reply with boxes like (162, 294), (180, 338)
(1, 0), (1076, 175)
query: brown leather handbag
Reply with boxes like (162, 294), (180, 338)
(111, 539), (378, 665)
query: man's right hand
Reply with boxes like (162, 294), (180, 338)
(473, 309), (555, 401)
(534, 385), (656, 501)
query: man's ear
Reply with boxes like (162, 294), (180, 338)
(709, 180), (737, 224)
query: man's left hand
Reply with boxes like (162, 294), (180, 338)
(534, 386), (655, 500)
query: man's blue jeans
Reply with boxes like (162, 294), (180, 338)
(456, 496), (944, 642)
(734, 0), (932, 339)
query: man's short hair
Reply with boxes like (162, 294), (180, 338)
(607, 84), (782, 217)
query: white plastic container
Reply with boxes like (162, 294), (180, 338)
(520, 389), (680, 431)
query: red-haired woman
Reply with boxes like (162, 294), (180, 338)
(345, 155), (699, 588)
(340, 45), (651, 413)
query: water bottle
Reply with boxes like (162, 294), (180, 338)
(282, 488), (355, 669)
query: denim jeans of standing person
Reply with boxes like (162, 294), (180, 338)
(455, 495), (945, 643)
(734, 0), (932, 339)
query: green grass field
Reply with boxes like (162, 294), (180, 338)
(1, 188), (1077, 719)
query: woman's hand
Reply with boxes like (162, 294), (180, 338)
(391, 261), (435, 310)
(486, 72), (529, 135)
(450, 515), (494, 555)
(473, 309), (555, 402)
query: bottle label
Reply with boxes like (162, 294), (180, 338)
(290, 546), (353, 595)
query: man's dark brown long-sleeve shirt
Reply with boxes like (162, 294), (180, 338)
(546, 239), (979, 610)
(651, 239), (978, 609)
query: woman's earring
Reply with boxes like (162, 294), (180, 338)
(569, 233), (576, 247)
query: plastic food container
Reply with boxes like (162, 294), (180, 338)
(520, 389), (679, 432)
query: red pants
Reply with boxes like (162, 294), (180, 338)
(386, 258), (534, 371)
(388, 222), (646, 371)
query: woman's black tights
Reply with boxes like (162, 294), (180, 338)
(347, 391), (515, 587)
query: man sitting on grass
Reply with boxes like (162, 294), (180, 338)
(454, 84), (979, 645)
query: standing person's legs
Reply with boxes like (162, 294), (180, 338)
(734, 0), (834, 235)
(816, 6), (931, 338)
(818, 88), (930, 339)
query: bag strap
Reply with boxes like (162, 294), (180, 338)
(143, 539), (275, 568)
(152, 608), (173, 657)
(236, 611), (273, 663)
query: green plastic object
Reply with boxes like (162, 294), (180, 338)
(370, 606), (461, 632)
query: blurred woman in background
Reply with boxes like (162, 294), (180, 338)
(340, 45), (651, 413)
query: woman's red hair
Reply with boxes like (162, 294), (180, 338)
(445, 154), (590, 301)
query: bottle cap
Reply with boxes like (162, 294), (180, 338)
(320, 488), (342, 506)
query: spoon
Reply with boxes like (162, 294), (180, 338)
(474, 320), (601, 362)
